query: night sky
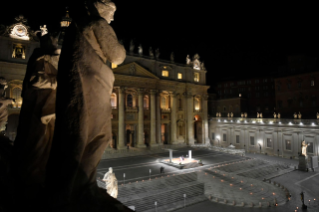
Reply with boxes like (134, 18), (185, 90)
(1, 1), (318, 87)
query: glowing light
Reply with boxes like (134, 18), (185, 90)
(279, 122), (281, 124)
(269, 121), (273, 124)
(289, 122), (292, 125)
(300, 122), (303, 125)
(252, 121), (256, 123)
(312, 123), (315, 126)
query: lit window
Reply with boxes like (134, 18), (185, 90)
(111, 93), (117, 109)
(194, 98), (200, 111)
(177, 73), (182, 79)
(250, 136), (255, 145)
(311, 80), (314, 86)
(267, 138), (272, 148)
(162, 70), (169, 77)
(111, 63), (118, 69)
(285, 140), (291, 150)
(194, 72), (200, 82)
(12, 44), (26, 59)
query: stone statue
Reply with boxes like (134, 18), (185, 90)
(273, 112), (277, 118)
(10, 32), (60, 209)
(216, 112), (219, 117)
(294, 112), (297, 119)
(244, 112), (247, 118)
(241, 113), (244, 118)
(257, 112), (259, 118)
(0, 78), (14, 135)
(219, 112), (221, 117)
(317, 112), (319, 119)
(170, 52), (174, 62)
(298, 111), (302, 119)
(227, 113), (230, 118)
(200, 62), (206, 70)
(301, 141), (309, 157)
(103, 167), (118, 198)
(259, 113), (263, 118)
(138, 44), (143, 55)
(40, 25), (48, 36)
(129, 40), (134, 53)
(230, 112), (233, 118)
(155, 48), (160, 59)
(278, 113), (281, 119)
(149, 47), (154, 58)
(45, 0), (126, 210)
(193, 54), (201, 70)
(186, 55), (191, 65)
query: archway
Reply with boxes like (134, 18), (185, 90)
(161, 124), (168, 144)
(111, 132), (117, 149)
(194, 115), (202, 143)
(144, 131), (149, 147)
(6, 114), (20, 141)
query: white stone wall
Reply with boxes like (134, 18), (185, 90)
(210, 117), (319, 158)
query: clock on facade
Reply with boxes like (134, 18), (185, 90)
(13, 25), (27, 37)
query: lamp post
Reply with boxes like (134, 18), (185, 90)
(149, 169), (152, 179)
(123, 173), (126, 184)
(183, 194), (187, 207)
(154, 201), (157, 212)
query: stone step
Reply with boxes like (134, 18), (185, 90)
(121, 183), (204, 212)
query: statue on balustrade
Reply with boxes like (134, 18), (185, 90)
(273, 112), (277, 118)
(11, 31), (60, 210)
(103, 167), (118, 198)
(0, 78), (14, 135)
(301, 141), (309, 158)
(298, 112), (302, 119)
(294, 112), (297, 119)
(230, 112), (233, 118)
(257, 112), (260, 118)
(278, 113), (281, 119)
(45, 0), (127, 211)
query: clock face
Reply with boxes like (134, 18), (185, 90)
(13, 25), (27, 37)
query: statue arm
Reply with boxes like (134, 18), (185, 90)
(93, 19), (126, 65)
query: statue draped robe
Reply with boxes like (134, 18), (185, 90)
(46, 15), (125, 206)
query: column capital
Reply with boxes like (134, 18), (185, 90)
(137, 88), (144, 95)
(169, 91), (177, 97)
(150, 89), (158, 95)
(183, 92), (192, 98)
(119, 87), (126, 93)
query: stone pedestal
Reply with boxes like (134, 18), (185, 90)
(298, 155), (308, 171)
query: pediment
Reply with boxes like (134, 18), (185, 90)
(114, 62), (159, 79)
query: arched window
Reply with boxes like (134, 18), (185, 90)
(111, 93), (117, 109)
(161, 96), (167, 109)
(194, 97), (200, 111)
(12, 87), (22, 107)
(127, 94), (133, 107)
(143, 95), (149, 109)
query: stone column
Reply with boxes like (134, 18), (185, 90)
(137, 89), (145, 148)
(118, 87), (125, 149)
(150, 90), (157, 146)
(186, 92), (194, 145)
(156, 93), (161, 145)
(170, 92), (177, 144)
(202, 95), (210, 145)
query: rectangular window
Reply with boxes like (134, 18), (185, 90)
(12, 44), (26, 59)
(308, 142), (314, 153)
(223, 134), (226, 142)
(267, 138), (272, 148)
(250, 136), (254, 145)
(211, 133), (215, 140)
(236, 135), (240, 143)
(162, 70), (169, 77)
(177, 73), (183, 79)
(194, 72), (200, 82)
(285, 140), (291, 150)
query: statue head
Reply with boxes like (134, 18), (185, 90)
(108, 167), (113, 173)
(95, 0), (116, 24)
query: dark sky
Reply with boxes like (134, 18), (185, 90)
(1, 1), (318, 86)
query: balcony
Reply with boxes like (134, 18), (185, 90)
(161, 108), (171, 113)
(125, 106), (138, 113)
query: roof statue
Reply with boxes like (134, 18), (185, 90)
(149, 47), (154, 58)
(200, 62), (206, 70)
(138, 44), (143, 55)
(170, 52), (175, 62)
(40, 25), (48, 36)
(193, 53), (201, 70)
(155, 48), (160, 59)
(129, 40), (135, 53)
(186, 55), (191, 65)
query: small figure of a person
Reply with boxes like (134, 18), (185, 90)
(160, 167), (164, 173)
